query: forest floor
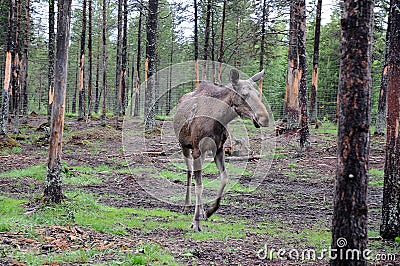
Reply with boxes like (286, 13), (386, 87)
(0, 114), (399, 266)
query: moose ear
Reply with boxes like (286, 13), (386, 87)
(250, 69), (265, 83)
(230, 69), (240, 85)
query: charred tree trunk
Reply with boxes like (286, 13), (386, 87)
(380, 0), (400, 240)
(331, 0), (374, 265)
(374, 8), (391, 136)
(44, 0), (72, 203)
(285, 1), (300, 129)
(48, 0), (55, 124)
(21, 0), (30, 124)
(0, 0), (15, 135)
(12, 0), (22, 134)
(78, 0), (87, 121)
(134, 0), (143, 117)
(310, 0), (322, 124)
(101, 0), (108, 127)
(87, 0), (93, 116)
(297, 0), (309, 149)
(144, 0), (158, 131)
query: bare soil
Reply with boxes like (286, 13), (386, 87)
(0, 115), (398, 266)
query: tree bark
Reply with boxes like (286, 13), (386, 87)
(258, 0), (267, 95)
(12, 0), (22, 134)
(101, 0), (107, 127)
(285, 1), (300, 129)
(48, 0), (55, 124)
(217, 0), (227, 84)
(374, 7), (391, 136)
(144, 0), (158, 131)
(78, 0), (87, 121)
(44, 0), (72, 203)
(194, 0), (199, 87)
(21, 0), (30, 124)
(134, 0), (143, 117)
(297, 0), (309, 149)
(0, 0), (15, 135)
(202, 0), (212, 80)
(380, 0), (400, 240)
(331, 0), (374, 265)
(121, 0), (128, 116)
(116, 0), (123, 116)
(310, 0), (322, 123)
(87, 0), (93, 117)
(94, 32), (101, 114)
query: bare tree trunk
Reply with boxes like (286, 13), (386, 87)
(380, 0), (400, 240)
(310, 0), (322, 123)
(115, 0), (123, 116)
(101, 0), (107, 127)
(12, 0), (22, 134)
(194, 0), (199, 88)
(134, 0), (143, 117)
(202, 0), (212, 80)
(374, 9), (391, 136)
(87, 0), (93, 117)
(130, 52), (134, 117)
(258, 0), (267, 96)
(285, 1), (300, 130)
(21, 0), (30, 124)
(44, 0), (72, 203)
(121, 0), (128, 116)
(94, 33), (100, 113)
(144, 0), (158, 131)
(217, 0), (226, 84)
(297, 0), (309, 149)
(72, 50), (79, 114)
(78, 0), (87, 121)
(48, 0), (55, 124)
(331, 0), (374, 265)
(0, 0), (15, 135)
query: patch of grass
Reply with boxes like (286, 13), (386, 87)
(317, 121), (338, 136)
(369, 168), (384, 188)
(0, 197), (28, 232)
(123, 243), (179, 265)
(0, 164), (46, 181)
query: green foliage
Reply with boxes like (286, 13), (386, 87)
(0, 164), (46, 181)
(369, 168), (384, 188)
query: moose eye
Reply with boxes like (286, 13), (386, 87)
(241, 89), (249, 97)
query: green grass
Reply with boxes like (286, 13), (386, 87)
(369, 168), (384, 188)
(0, 164), (46, 181)
(316, 121), (338, 136)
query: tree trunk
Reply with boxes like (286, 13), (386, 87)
(144, 0), (158, 131)
(87, 0), (93, 117)
(0, 0), (15, 135)
(121, 0), (128, 116)
(115, 0), (123, 116)
(217, 0), (227, 84)
(72, 50), (79, 114)
(202, 0), (212, 80)
(380, 0), (400, 240)
(94, 33), (101, 113)
(21, 0), (30, 124)
(194, 0), (199, 88)
(78, 0), (87, 121)
(101, 0), (107, 127)
(44, 0), (72, 203)
(297, 0), (309, 149)
(130, 52), (134, 117)
(134, 0), (143, 117)
(285, 1), (300, 129)
(258, 0), (267, 96)
(48, 0), (55, 124)
(12, 0), (22, 134)
(374, 8), (391, 136)
(331, 0), (374, 265)
(310, 0), (322, 123)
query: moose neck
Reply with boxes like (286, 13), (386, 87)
(212, 84), (239, 126)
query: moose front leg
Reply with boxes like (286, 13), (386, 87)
(207, 147), (228, 218)
(192, 149), (206, 232)
(182, 147), (193, 214)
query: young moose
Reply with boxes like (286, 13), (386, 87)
(173, 69), (270, 232)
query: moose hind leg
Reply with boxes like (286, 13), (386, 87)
(182, 147), (192, 214)
(207, 147), (228, 218)
(192, 149), (206, 232)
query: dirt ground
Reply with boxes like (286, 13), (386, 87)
(0, 115), (399, 266)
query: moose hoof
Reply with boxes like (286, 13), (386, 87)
(181, 206), (191, 215)
(191, 220), (202, 232)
